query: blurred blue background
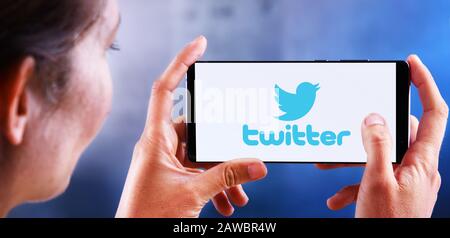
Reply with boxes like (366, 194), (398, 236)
(9, 0), (450, 217)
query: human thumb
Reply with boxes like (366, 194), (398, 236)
(361, 113), (396, 182)
(192, 159), (267, 201)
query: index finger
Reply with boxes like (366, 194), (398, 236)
(159, 35), (207, 91)
(408, 55), (448, 156)
(147, 36), (207, 122)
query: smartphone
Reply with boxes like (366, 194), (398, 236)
(187, 60), (410, 163)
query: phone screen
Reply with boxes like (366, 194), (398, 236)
(188, 61), (409, 163)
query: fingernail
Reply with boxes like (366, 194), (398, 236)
(365, 113), (385, 126)
(192, 35), (205, 43)
(189, 36), (206, 58)
(413, 54), (422, 63)
(228, 207), (235, 216)
(242, 193), (249, 204)
(247, 162), (267, 180)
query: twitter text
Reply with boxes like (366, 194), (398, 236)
(242, 124), (351, 146)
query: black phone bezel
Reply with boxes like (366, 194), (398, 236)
(187, 60), (410, 164)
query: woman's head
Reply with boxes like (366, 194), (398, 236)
(0, 0), (119, 207)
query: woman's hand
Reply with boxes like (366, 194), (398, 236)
(116, 36), (267, 218)
(316, 55), (448, 217)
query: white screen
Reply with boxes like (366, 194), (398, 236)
(193, 62), (396, 162)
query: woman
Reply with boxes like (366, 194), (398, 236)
(0, 0), (447, 218)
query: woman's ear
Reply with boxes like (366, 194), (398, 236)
(0, 57), (35, 145)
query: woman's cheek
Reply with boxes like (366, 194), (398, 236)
(69, 58), (112, 146)
(94, 66), (112, 114)
(87, 61), (113, 135)
(103, 63), (113, 118)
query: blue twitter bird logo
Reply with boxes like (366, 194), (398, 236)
(275, 82), (320, 121)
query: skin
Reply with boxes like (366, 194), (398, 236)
(0, 0), (118, 215)
(316, 55), (448, 217)
(0, 1), (267, 218)
(115, 36), (267, 218)
(0, 0), (446, 218)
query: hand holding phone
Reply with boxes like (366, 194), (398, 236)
(317, 55), (448, 217)
(116, 36), (267, 218)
